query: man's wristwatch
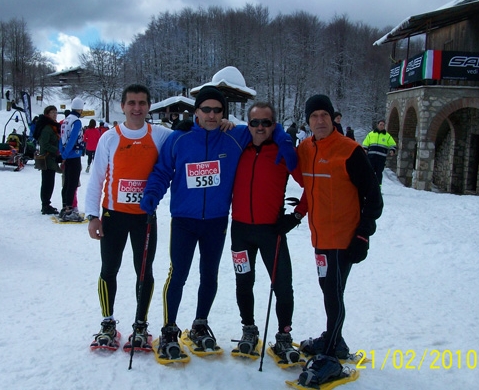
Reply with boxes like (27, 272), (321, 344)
(87, 215), (99, 221)
(294, 212), (303, 220)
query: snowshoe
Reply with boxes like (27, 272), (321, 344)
(272, 332), (300, 363)
(153, 325), (190, 364)
(90, 319), (121, 351)
(123, 321), (153, 352)
(299, 355), (343, 387)
(231, 339), (263, 360)
(184, 318), (222, 355)
(235, 325), (259, 355)
(287, 355), (359, 389)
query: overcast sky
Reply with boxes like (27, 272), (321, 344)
(1, 0), (451, 71)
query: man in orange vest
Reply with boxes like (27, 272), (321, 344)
(295, 94), (383, 387)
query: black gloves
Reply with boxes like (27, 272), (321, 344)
(347, 234), (369, 263)
(275, 213), (301, 235)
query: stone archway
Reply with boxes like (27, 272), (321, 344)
(429, 99), (479, 194)
(386, 87), (479, 193)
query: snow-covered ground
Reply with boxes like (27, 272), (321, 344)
(1, 100), (478, 390)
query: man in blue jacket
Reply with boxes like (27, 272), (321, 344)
(59, 97), (84, 222)
(140, 86), (296, 360)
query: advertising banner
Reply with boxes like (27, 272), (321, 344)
(441, 51), (479, 81)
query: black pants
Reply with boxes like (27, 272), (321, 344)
(368, 155), (386, 185)
(315, 248), (352, 356)
(86, 150), (96, 166)
(61, 157), (81, 208)
(40, 168), (56, 207)
(231, 221), (294, 333)
(98, 209), (157, 322)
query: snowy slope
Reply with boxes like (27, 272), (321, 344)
(1, 104), (479, 389)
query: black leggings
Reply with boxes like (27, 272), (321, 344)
(98, 209), (157, 322)
(61, 157), (81, 208)
(231, 221), (294, 333)
(86, 150), (95, 166)
(315, 248), (352, 356)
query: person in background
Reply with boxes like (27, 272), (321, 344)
(60, 110), (70, 124)
(59, 97), (84, 222)
(295, 94), (383, 387)
(286, 122), (298, 146)
(37, 105), (62, 215)
(231, 102), (307, 362)
(84, 119), (101, 173)
(85, 84), (172, 351)
(297, 125), (307, 144)
(362, 119), (397, 186)
(333, 112), (344, 135)
(139, 86), (297, 360)
(345, 126), (355, 141)
(98, 121), (109, 135)
(29, 116), (39, 141)
(170, 113), (180, 130)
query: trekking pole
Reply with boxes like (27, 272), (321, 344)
(128, 213), (155, 370)
(259, 234), (282, 372)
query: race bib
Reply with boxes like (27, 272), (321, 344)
(315, 253), (328, 278)
(117, 179), (146, 204)
(232, 250), (251, 274)
(185, 160), (221, 189)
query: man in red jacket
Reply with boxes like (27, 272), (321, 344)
(230, 102), (307, 363)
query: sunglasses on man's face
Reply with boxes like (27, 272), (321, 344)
(249, 119), (273, 128)
(199, 106), (223, 114)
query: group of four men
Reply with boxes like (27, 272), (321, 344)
(85, 84), (383, 387)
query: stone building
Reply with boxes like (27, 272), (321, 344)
(374, 0), (479, 194)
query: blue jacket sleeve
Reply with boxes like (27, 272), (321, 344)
(142, 133), (176, 204)
(272, 123), (297, 171)
(230, 124), (252, 148)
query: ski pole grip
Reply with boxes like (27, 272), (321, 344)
(147, 213), (156, 225)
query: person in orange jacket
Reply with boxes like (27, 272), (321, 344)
(295, 94), (383, 387)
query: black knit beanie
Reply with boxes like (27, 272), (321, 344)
(194, 86), (227, 112)
(305, 94), (335, 125)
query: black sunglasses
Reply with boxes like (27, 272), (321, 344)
(199, 106), (223, 114)
(249, 119), (273, 127)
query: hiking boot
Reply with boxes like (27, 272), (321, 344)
(237, 325), (259, 354)
(273, 332), (300, 363)
(41, 205), (59, 215)
(59, 207), (67, 219)
(300, 332), (350, 359)
(159, 324), (181, 359)
(189, 318), (217, 351)
(129, 321), (151, 348)
(299, 354), (343, 387)
(93, 319), (118, 347)
(61, 209), (84, 222)
(335, 337), (350, 359)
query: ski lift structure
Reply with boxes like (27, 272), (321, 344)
(0, 109), (35, 171)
